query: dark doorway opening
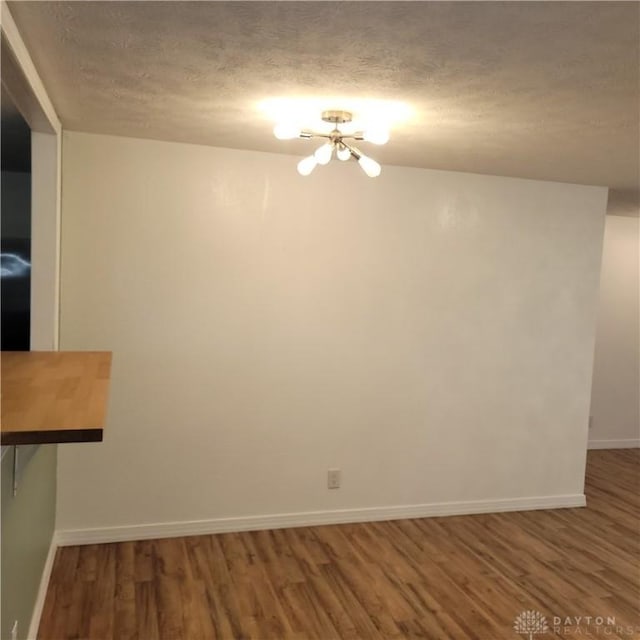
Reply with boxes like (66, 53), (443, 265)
(1, 86), (32, 350)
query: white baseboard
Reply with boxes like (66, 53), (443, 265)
(588, 438), (640, 450)
(56, 493), (586, 546)
(27, 532), (58, 640)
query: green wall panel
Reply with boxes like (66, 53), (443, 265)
(1, 445), (56, 640)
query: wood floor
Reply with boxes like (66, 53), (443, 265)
(38, 449), (639, 640)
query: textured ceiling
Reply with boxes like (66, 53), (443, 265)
(7, 1), (640, 215)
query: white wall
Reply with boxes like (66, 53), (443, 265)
(57, 131), (607, 539)
(30, 132), (61, 350)
(589, 214), (640, 448)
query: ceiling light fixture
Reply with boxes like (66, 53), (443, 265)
(274, 110), (387, 178)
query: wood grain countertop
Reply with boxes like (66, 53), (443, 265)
(1, 351), (112, 446)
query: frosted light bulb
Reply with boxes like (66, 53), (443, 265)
(336, 145), (351, 161)
(314, 142), (333, 165)
(273, 122), (301, 140)
(363, 127), (390, 145)
(297, 155), (318, 176)
(358, 155), (381, 178)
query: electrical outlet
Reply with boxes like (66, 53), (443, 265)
(11, 620), (18, 640)
(328, 468), (341, 489)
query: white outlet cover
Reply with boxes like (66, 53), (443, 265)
(328, 468), (341, 489)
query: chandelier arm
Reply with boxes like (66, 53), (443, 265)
(338, 140), (359, 160)
(299, 132), (332, 140)
(345, 143), (362, 160)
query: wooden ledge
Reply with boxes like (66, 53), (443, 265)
(1, 351), (112, 446)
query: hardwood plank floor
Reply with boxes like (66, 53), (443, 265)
(38, 449), (639, 639)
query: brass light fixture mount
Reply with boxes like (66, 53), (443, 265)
(298, 110), (362, 142)
(322, 110), (353, 125)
